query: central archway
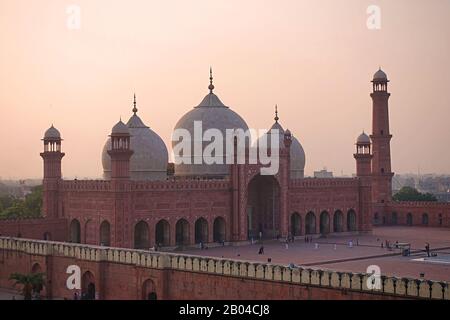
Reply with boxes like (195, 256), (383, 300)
(247, 175), (280, 240)
(134, 221), (149, 249)
(155, 220), (170, 247)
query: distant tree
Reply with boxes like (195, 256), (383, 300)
(393, 186), (437, 202)
(9, 272), (45, 300)
(24, 185), (43, 217)
(0, 186), (42, 219)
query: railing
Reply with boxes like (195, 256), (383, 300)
(0, 237), (448, 300)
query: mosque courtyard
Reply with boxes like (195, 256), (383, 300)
(182, 226), (450, 282)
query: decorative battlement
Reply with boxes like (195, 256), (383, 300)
(290, 178), (359, 189)
(0, 237), (448, 300)
(61, 180), (112, 191)
(59, 178), (231, 192)
(131, 179), (231, 191)
(390, 201), (450, 208)
(0, 217), (46, 223)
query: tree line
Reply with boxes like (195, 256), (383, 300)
(0, 185), (43, 219)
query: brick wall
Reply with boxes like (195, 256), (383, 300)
(0, 237), (447, 300)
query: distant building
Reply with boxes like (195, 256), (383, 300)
(314, 169), (333, 178)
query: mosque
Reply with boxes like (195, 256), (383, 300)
(0, 69), (448, 249)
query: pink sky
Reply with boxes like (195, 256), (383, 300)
(0, 0), (449, 179)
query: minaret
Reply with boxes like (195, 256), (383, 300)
(107, 120), (133, 180)
(354, 132), (373, 232)
(370, 68), (394, 207)
(40, 125), (65, 218)
(354, 132), (372, 177)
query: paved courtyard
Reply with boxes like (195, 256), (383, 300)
(183, 226), (450, 282)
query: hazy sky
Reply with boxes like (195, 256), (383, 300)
(0, 0), (449, 179)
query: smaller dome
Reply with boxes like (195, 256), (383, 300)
(373, 68), (388, 81)
(44, 125), (61, 139)
(111, 120), (129, 135)
(357, 132), (370, 144)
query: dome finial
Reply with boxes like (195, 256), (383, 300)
(208, 67), (215, 94)
(274, 104), (279, 123)
(132, 93), (138, 114)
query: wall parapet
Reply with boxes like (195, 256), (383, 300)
(389, 201), (450, 208)
(61, 180), (112, 192)
(0, 237), (448, 300)
(131, 179), (231, 191)
(289, 178), (359, 189)
(59, 179), (231, 192)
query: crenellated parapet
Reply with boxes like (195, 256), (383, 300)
(131, 178), (231, 191)
(289, 178), (359, 189)
(390, 201), (450, 208)
(61, 180), (112, 192)
(59, 178), (232, 193)
(1, 237), (448, 300)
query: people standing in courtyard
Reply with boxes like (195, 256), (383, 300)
(425, 243), (430, 257)
(258, 246), (265, 255)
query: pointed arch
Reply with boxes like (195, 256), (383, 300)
(155, 219), (170, 247)
(213, 217), (226, 242)
(347, 209), (357, 231)
(305, 212), (316, 235)
(69, 219), (81, 243)
(290, 212), (301, 236)
(99, 220), (111, 246)
(176, 219), (190, 246)
(320, 211), (330, 234)
(134, 221), (149, 249)
(333, 210), (344, 232)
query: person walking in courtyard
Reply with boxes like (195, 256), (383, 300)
(258, 246), (265, 255)
(425, 243), (431, 257)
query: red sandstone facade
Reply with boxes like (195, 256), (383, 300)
(1, 71), (449, 250)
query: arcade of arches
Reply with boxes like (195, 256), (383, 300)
(69, 208), (358, 249)
(290, 209), (357, 236)
(372, 211), (436, 227)
(133, 217), (227, 249)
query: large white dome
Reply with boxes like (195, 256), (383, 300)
(102, 100), (169, 181)
(172, 80), (249, 177)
